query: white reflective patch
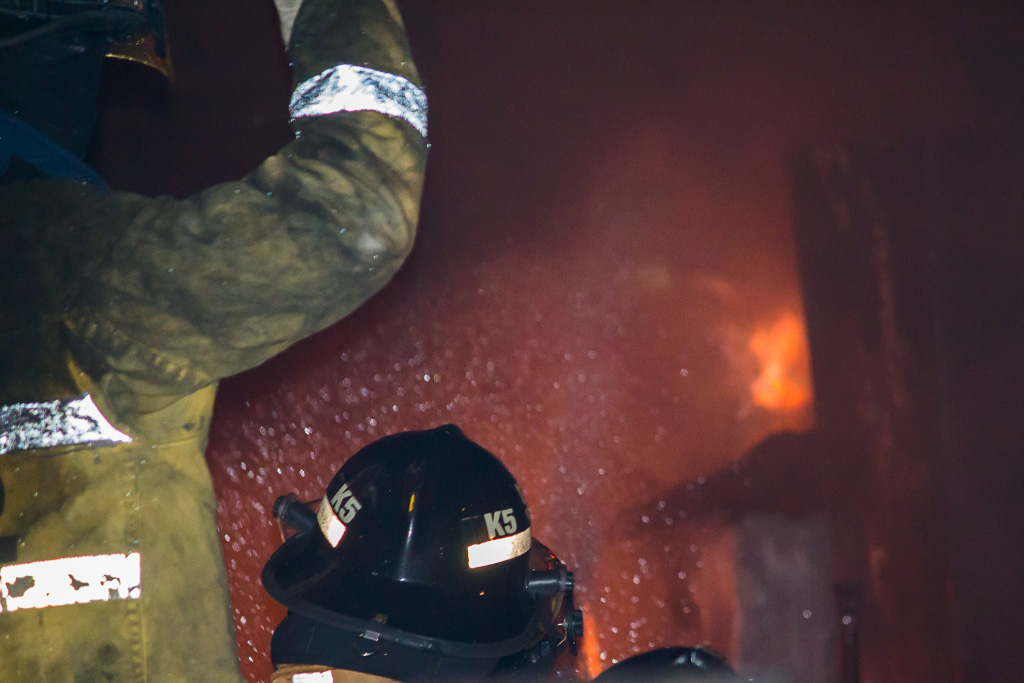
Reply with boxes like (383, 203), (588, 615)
(292, 672), (334, 683)
(0, 393), (132, 455)
(0, 552), (141, 613)
(467, 527), (532, 569)
(289, 64), (428, 137)
(317, 496), (347, 548)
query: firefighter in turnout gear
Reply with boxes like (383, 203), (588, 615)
(0, 0), (428, 680)
(263, 425), (584, 682)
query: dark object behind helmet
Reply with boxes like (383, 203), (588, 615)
(0, 0), (169, 175)
(0, 0), (169, 74)
(0, 19), (108, 162)
(263, 425), (582, 681)
(592, 647), (746, 683)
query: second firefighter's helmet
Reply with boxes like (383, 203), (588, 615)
(593, 647), (745, 682)
(262, 424), (582, 680)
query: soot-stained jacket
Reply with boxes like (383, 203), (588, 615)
(0, 1), (427, 680)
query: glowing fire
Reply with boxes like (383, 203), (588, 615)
(579, 604), (605, 681)
(749, 312), (812, 412)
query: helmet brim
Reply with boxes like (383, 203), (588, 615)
(262, 533), (557, 659)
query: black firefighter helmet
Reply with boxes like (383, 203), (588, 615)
(262, 424), (583, 681)
(593, 647), (746, 683)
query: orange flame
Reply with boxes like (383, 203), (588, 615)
(749, 312), (812, 412)
(579, 603), (605, 680)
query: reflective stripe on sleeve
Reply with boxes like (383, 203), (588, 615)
(289, 64), (428, 137)
(467, 527), (532, 569)
(0, 393), (132, 455)
(0, 552), (141, 613)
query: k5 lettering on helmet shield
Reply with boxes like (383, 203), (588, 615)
(460, 507), (532, 569)
(317, 481), (363, 547)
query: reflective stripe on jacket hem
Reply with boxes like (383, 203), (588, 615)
(0, 393), (132, 455)
(0, 552), (141, 613)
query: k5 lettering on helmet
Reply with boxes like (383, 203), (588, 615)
(317, 481), (363, 547)
(486, 508), (518, 537)
(461, 507), (532, 569)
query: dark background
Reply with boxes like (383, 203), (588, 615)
(88, 1), (1023, 681)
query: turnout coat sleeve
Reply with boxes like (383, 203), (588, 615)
(0, 1), (426, 682)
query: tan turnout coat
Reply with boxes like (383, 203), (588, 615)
(0, 1), (427, 680)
